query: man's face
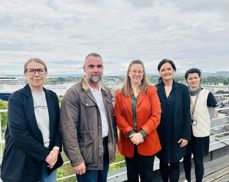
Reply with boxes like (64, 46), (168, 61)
(83, 56), (103, 85)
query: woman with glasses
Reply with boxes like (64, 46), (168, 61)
(183, 68), (217, 182)
(1, 58), (63, 182)
(114, 60), (161, 182)
(156, 59), (191, 182)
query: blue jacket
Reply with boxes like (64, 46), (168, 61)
(1, 84), (62, 182)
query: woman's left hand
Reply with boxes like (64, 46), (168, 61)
(45, 148), (59, 168)
(178, 138), (188, 148)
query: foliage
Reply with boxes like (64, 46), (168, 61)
(57, 152), (76, 182)
(0, 101), (8, 130)
(110, 152), (125, 170)
(201, 76), (229, 85)
(57, 151), (125, 181)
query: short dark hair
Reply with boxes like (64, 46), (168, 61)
(85, 53), (102, 61)
(185, 68), (201, 80)
(157, 59), (176, 71)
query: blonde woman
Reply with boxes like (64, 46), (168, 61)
(1, 58), (62, 182)
(114, 60), (161, 182)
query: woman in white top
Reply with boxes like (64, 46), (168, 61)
(183, 68), (217, 182)
(1, 58), (62, 182)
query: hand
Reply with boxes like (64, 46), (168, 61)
(129, 133), (144, 145)
(115, 144), (119, 153)
(178, 138), (188, 148)
(45, 148), (59, 168)
(73, 162), (86, 175)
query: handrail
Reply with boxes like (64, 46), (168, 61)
(0, 92), (229, 181)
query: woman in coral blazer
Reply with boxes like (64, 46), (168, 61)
(114, 60), (161, 182)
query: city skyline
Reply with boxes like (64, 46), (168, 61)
(0, 0), (229, 75)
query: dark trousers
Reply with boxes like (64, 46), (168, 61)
(159, 161), (180, 182)
(125, 147), (155, 182)
(77, 137), (109, 182)
(183, 152), (204, 182)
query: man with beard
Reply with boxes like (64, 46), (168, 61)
(60, 53), (117, 182)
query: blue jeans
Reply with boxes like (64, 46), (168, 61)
(77, 138), (109, 182)
(41, 163), (57, 182)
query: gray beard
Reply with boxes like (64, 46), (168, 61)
(89, 75), (101, 84)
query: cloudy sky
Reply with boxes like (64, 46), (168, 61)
(0, 0), (229, 75)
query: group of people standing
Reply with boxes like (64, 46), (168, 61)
(1, 53), (216, 182)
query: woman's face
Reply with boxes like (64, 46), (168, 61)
(186, 73), (201, 89)
(24, 61), (47, 91)
(159, 62), (174, 82)
(128, 63), (144, 85)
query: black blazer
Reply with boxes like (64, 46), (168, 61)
(157, 81), (191, 143)
(1, 84), (62, 182)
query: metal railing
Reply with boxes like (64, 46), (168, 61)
(0, 94), (229, 181)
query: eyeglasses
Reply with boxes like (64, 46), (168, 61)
(25, 68), (47, 75)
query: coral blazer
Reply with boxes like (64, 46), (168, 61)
(114, 86), (161, 157)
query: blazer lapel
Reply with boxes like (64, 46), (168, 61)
(136, 94), (145, 107)
(45, 90), (55, 144)
(23, 85), (43, 143)
(173, 82), (180, 117)
(122, 95), (133, 118)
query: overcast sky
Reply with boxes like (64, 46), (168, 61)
(0, 0), (229, 75)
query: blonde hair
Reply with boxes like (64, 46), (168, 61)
(24, 58), (47, 73)
(121, 60), (149, 96)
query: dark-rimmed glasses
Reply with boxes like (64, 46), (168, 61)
(25, 68), (47, 75)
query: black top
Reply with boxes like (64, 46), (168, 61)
(207, 92), (217, 107)
(156, 81), (191, 163)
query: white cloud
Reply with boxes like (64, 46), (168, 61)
(0, 0), (228, 75)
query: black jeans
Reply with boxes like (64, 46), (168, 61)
(125, 147), (155, 182)
(183, 152), (204, 182)
(159, 161), (180, 182)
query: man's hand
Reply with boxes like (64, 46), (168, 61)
(73, 162), (86, 175)
(129, 133), (144, 145)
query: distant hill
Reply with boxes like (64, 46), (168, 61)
(202, 71), (229, 77)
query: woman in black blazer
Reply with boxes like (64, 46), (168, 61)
(1, 58), (62, 182)
(156, 59), (191, 182)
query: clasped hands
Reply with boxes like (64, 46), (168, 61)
(129, 132), (144, 145)
(45, 148), (59, 169)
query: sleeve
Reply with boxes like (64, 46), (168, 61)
(181, 86), (191, 140)
(60, 89), (84, 167)
(113, 91), (134, 136)
(207, 92), (217, 107)
(8, 94), (49, 162)
(207, 92), (217, 119)
(52, 93), (62, 150)
(141, 87), (161, 135)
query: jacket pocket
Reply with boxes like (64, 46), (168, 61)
(79, 131), (95, 165)
(81, 97), (96, 108)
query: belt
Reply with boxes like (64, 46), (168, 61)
(103, 136), (108, 143)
